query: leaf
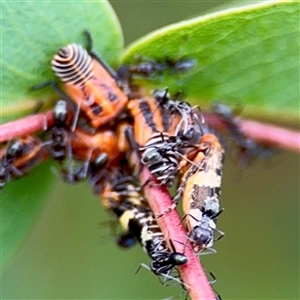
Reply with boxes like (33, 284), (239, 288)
(1, 0), (123, 267)
(122, 1), (299, 125)
(1, 0), (123, 123)
(0, 162), (54, 267)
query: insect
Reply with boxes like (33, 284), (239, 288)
(33, 32), (129, 130)
(128, 57), (197, 77)
(47, 100), (74, 162)
(127, 92), (197, 187)
(139, 132), (183, 188)
(99, 169), (188, 279)
(211, 102), (272, 163)
(126, 95), (179, 185)
(127, 95), (179, 146)
(0, 30), (233, 299)
(0, 136), (48, 188)
(177, 133), (225, 252)
(153, 88), (203, 143)
(52, 121), (130, 185)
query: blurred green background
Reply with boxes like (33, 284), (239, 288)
(1, 1), (299, 299)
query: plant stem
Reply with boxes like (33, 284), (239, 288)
(139, 167), (216, 300)
(1, 111), (299, 153)
(204, 113), (300, 153)
(0, 111), (54, 143)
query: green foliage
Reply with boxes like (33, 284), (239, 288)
(1, 1), (123, 123)
(1, 0), (299, 273)
(0, 161), (54, 266)
(122, 1), (299, 125)
(1, 1), (123, 266)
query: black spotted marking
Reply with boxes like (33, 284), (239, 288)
(139, 101), (157, 133)
(215, 167), (222, 177)
(91, 103), (102, 115)
(108, 91), (118, 102)
(127, 209), (151, 245)
(161, 108), (171, 132)
(190, 185), (210, 209)
(214, 187), (221, 198)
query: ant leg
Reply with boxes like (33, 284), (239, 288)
(157, 170), (193, 218)
(8, 165), (24, 178)
(82, 30), (117, 79)
(213, 228), (225, 242)
(124, 126), (140, 157)
(71, 102), (81, 132)
(124, 126), (147, 176)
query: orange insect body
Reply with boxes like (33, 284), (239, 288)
(100, 169), (145, 210)
(127, 96), (181, 147)
(182, 134), (223, 221)
(175, 133), (224, 251)
(98, 169), (188, 278)
(70, 122), (130, 165)
(0, 136), (48, 187)
(52, 44), (128, 128)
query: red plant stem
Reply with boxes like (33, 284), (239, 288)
(139, 167), (216, 300)
(0, 111), (54, 143)
(1, 111), (299, 154)
(204, 113), (300, 153)
(239, 119), (300, 152)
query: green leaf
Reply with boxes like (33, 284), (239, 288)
(0, 161), (55, 267)
(122, 1), (299, 125)
(1, 0), (123, 267)
(1, 0), (123, 123)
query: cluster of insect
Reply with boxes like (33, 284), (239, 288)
(1, 31), (259, 298)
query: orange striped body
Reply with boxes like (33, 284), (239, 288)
(52, 44), (128, 128)
(127, 96), (181, 147)
(0, 136), (48, 187)
(181, 134), (224, 229)
(177, 133), (224, 251)
(70, 121), (131, 165)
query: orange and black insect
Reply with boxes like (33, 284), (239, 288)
(49, 109), (130, 185)
(153, 88), (203, 143)
(127, 95), (178, 185)
(0, 136), (48, 188)
(127, 94), (180, 146)
(175, 133), (225, 252)
(127, 91), (196, 187)
(51, 40), (129, 128)
(99, 169), (188, 278)
(31, 31), (129, 130)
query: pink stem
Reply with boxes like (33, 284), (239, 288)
(0, 111), (54, 143)
(204, 113), (300, 153)
(1, 111), (299, 153)
(140, 167), (216, 300)
(239, 119), (300, 152)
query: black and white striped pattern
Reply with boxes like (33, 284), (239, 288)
(52, 44), (94, 86)
(140, 132), (181, 188)
(101, 172), (187, 277)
